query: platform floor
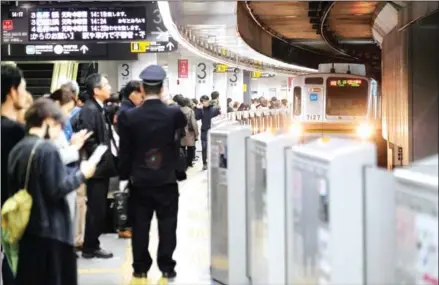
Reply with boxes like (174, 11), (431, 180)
(78, 161), (212, 285)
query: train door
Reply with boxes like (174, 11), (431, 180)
(303, 77), (325, 122)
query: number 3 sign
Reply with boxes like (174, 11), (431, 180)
(118, 63), (132, 90)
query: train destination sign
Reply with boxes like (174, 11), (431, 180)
(329, 79), (364, 87)
(2, 5), (147, 43)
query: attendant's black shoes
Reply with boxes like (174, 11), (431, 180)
(162, 270), (177, 279)
(82, 248), (113, 259)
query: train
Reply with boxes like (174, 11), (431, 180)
(289, 63), (387, 167)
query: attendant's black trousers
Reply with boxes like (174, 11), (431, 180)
(130, 183), (179, 275)
(83, 178), (110, 252)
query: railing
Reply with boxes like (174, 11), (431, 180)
(212, 109), (292, 135)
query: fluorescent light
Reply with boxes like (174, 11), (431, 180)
(158, 2), (317, 75)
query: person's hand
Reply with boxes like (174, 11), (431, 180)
(80, 161), (96, 179)
(119, 180), (129, 192)
(71, 130), (93, 150)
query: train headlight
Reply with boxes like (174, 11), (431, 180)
(289, 123), (303, 137)
(356, 123), (374, 139)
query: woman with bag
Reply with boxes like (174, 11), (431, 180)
(180, 97), (199, 168)
(6, 98), (96, 285)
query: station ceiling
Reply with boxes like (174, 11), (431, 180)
(244, 1), (383, 75)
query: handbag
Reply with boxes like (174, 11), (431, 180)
(1, 139), (42, 274)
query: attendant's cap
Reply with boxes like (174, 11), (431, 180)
(139, 65), (166, 86)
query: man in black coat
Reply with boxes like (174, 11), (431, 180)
(78, 73), (117, 259)
(118, 65), (187, 283)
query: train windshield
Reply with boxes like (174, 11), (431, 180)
(326, 77), (368, 116)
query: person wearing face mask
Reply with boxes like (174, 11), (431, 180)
(77, 73), (118, 259)
(1, 63), (27, 285)
(8, 98), (96, 285)
(50, 88), (92, 254)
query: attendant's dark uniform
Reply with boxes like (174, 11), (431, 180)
(118, 65), (187, 278)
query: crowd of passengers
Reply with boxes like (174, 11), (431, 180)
(1, 62), (289, 285)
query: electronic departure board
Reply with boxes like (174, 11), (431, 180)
(2, 5), (148, 43)
(328, 78), (365, 87)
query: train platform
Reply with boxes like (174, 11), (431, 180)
(78, 162), (213, 285)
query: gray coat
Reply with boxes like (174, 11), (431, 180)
(181, 106), (199, 147)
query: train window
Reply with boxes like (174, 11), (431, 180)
(326, 77), (368, 116)
(293, 87), (302, 115)
(304, 77), (324, 85)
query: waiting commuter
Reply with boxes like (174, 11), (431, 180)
(227, 98), (233, 113)
(1, 63), (27, 285)
(77, 74), (118, 259)
(257, 97), (269, 110)
(50, 88), (92, 254)
(114, 80), (144, 239)
(180, 97), (199, 168)
(16, 92), (33, 124)
(194, 95), (221, 170)
(9, 98), (96, 285)
(210, 91), (220, 108)
(60, 80), (80, 141)
(118, 65), (187, 284)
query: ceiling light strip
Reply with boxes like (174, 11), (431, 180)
(158, 2), (316, 75)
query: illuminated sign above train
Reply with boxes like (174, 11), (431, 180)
(329, 79), (364, 87)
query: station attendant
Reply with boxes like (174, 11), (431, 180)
(118, 65), (187, 285)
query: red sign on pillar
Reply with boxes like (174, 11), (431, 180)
(2, 20), (13, 31)
(178, 59), (189, 78)
(288, 77), (294, 89)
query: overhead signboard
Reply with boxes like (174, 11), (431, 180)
(2, 6), (147, 43)
(2, 43), (107, 57)
(1, 2), (178, 51)
(251, 71), (262, 78)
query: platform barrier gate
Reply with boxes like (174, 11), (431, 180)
(286, 137), (395, 284)
(246, 132), (298, 285)
(208, 124), (251, 285)
(393, 154), (438, 285)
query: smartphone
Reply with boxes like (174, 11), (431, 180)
(88, 145), (108, 165)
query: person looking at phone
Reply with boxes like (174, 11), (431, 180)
(8, 98), (97, 285)
(50, 88), (93, 254)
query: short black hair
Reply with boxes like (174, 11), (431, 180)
(106, 93), (120, 104)
(227, 98), (232, 103)
(173, 94), (184, 106)
(183, 97), (192, 107)
(25, 98), (65, 130)
(120, 80), (142, 100)
(192, 98), (198, 105)
(1, 64), (24, 104)
(50, 88), (75, 106)
(143, 82), (163, 96)
(78, 91), (88, 104)
(85, 73), (106, 97)
(200, 95), (209, 102)
(211, 91), (219, 100)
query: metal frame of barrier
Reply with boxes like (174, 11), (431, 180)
(286, 137), (394, 284)
(246, 132), (298, 285)
(393, 155), (438, 285)
(208, 124), (252, 285)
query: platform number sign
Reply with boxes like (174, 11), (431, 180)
(118, 63), (132, 90)
(197, 63), (207, 82)
(229, 69), (238, 86)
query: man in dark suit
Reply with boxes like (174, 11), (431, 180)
(78, 73), (117, 259)
(118, 65), (187, 284)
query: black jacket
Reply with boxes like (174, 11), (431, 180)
(8, 135), (84, 245)
(77, 98), (117, 178)
(118, 99), (187, 186)
(195, 105), (221, 140)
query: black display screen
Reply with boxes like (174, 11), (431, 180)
(2, 4), (148, 43)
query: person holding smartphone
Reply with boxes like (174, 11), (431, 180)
(8, 98), (97, 285)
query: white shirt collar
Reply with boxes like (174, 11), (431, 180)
(95, 98), (104, 108)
